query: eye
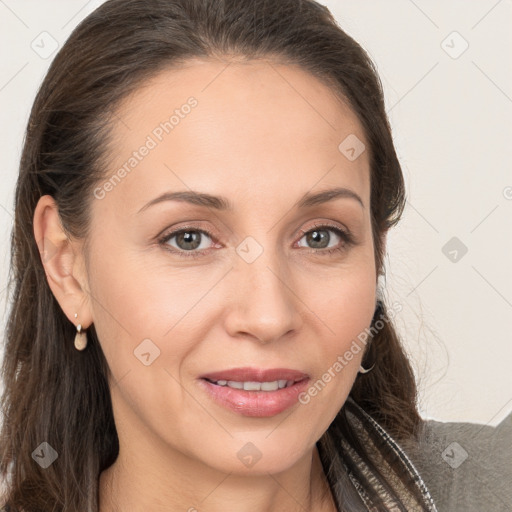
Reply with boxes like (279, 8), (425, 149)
(157, 222), (356, 259)
(158, 227), (216, 258)
(296, 223), (355, 255)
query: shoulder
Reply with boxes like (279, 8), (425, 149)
(402, 411), (512, 512)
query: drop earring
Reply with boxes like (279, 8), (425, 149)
(74, 313), (88, 351)
(358, 299), (381, 374)
(358, 363), (375, 374)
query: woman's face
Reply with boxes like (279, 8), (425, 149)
(82, 58), (377, 474)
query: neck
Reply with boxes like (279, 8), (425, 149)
(98, 434), (335, 512)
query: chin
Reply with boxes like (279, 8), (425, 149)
(196, 435), (315, 476)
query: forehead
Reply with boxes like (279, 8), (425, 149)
(102, 58), (370, 214)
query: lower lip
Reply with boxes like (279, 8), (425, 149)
(198, 378), (310, 417)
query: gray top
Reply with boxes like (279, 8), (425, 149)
(319, 397), (512, 511)
(402, 410), (512, 512)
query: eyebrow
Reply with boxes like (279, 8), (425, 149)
(136, 186), (364, 214)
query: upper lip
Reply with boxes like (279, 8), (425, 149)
(200, 367), (309, 382)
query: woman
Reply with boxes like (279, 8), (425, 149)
(0, 0), (509, 511)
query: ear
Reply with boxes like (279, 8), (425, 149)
(33, 194), (93, 329)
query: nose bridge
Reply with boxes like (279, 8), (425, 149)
(225, 232), (301, 342)
(237, 232), (291, 303)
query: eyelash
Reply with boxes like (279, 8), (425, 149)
(157, 222), (356, 259)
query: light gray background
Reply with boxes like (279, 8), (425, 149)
(0, 0), (511, 426)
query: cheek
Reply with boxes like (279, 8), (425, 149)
(305, 257), (376, 349)
(300, 223), (377, 341)
(86, 255), (198, 437)
(293, 264), (376, 429)
(87, 244), (231, 427)
(84, 241), (162, 368)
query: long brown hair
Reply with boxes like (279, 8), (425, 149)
(0, 0), (422, 510)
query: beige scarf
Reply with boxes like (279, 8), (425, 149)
(318, 397), (438, 511)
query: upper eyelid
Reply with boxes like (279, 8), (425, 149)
(297, 222), (347, 235)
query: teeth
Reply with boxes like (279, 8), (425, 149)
(209, 379), (296, 390)
(261, 381), (278, 391)
(243, 381), (262, 391)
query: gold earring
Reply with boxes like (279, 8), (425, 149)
(74, 313), (88, 351)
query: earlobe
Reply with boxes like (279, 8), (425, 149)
(33, 194), (93, 328)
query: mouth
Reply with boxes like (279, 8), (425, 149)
(197, 367), (310, 417)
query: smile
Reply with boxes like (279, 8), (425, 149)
(198, 367), (311, 417)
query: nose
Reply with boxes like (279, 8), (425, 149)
(223, 245), (303, 345)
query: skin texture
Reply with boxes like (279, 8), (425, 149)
(33, 58), (378, 512)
